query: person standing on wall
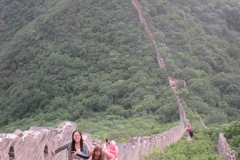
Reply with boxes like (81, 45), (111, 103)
(108, 141), (118, 160)
(52, 130), (89, 160)
(186, 125), (195, 138)
(187, 125), (192, 133)
(103, 138), (118, 160)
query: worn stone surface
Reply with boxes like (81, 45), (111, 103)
(218, 133), (236, 160)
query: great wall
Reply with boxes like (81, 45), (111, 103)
(0, 121), (235, 160)
(0, 122), (186, 160)
(0, 0), (236, 159)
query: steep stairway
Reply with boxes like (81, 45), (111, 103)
(130, 1), (237, 160)
(130, 0), (189, 124)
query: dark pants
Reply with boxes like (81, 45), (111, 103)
(189, 131), (194, 138)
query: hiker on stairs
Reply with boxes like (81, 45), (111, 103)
(186, 125), (195, 138)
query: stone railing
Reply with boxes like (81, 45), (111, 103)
(218, 133), (236, 160)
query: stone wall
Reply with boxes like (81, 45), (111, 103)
(131, 0), (165, 69)
(218, 133), (236, 160)
(0, 121), (78, 160)
(170, 85), (187, 123)
(0, 121), (185, 160)
(90, 123), (186, 160)
(131, 0), (188, 125)
(117, 122), (185, 160)
(130, 0), (236, 159)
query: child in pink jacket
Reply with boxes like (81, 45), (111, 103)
(108, 141), (118, 160)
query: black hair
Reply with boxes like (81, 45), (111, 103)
(71, 130), (83, 152)
(105, 138), (109, 143)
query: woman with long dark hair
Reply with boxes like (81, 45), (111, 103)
(52, 130), (89, 160)
(90, 146), (114, 160)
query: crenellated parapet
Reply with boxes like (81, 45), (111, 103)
(117, 122), (185, 160)
(0, 121), (185, 160)
(0, 121), (77, 160)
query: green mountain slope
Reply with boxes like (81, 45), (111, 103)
(0, 0), (240, 141)
(138, 0), (240, 125)
(0, 0), (178, 132)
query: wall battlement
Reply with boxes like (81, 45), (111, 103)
(0, 122), (76, 160)
(0, 122), (185, 160)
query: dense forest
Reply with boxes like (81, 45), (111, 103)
(0, 0), (177, 135)
(0, 0), (240, 158)
(139, 0), (240, 125)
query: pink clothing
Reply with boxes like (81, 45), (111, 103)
(187, 126), (192, 132)
(108, 141), (118, 160)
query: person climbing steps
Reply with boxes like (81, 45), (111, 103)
(186, 125), (196, 139)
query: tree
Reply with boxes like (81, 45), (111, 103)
(222, 121), (240, 158)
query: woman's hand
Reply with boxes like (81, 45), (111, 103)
(71, 151), (77, 157)
(89, 149), (93, 156)
(51, 150), (55, 155)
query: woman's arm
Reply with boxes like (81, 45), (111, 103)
(103, 150), (114, 160)
(76, 143), (90, 159)
(89, 149), (93, 156)
(52, 143), (69, 155)
(76, 152), (90, 159)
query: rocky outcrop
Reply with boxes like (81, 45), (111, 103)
(218, 133), (236, 160)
